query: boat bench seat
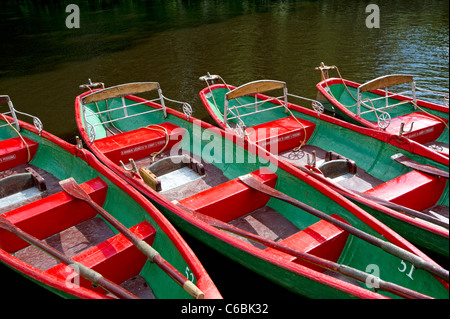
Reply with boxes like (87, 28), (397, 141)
(178, 167), (277, 222)
(46, 221), (155, 292)
(93, 122), (186, 165)
(247, 117), (316, 153)
(0, 137), (39, 172)
(364, 170), (447, 211)
(265, 215), (349, 272)
(386, 112), (446, 144)
(0, 178), (107, 253)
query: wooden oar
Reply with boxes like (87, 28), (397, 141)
(184, 207), (433, 299)
(392, 154), (449, 179)
(59, 178), (205, 299)
(239, 174), (449, 282)
(0, 216), (138, 299)
(295, 165), (449, 229)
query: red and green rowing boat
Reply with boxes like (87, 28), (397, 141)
(0, 95), (220, 299)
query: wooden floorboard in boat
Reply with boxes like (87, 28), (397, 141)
(228, 206), (299, 249)
(117, 275), (156, 299)
(14, 217), (115, 271)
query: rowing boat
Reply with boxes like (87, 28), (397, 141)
(75, 81), (448, 298)
(315, 63), (449, 157)
(198, 74), (449, 258)
(0, 95), (220, 299)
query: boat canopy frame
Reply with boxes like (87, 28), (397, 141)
(356, 74), (449, 128)
(223, 80), (324, 128)
(0, 95), (43, 135)
(356, 75), (417, 119)
(80, 82), (192, 142)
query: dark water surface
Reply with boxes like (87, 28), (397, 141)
(0, 0), (448, 301)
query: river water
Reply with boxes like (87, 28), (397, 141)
(0, 0), (448, 300)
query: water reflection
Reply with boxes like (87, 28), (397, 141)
(0, 0), (448, 140)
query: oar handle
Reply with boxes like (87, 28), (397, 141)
(59, 178), (205, 299)
(89, 201), (204, 299)
(297, 165), (449, 229)
(239, 174), (449, 282)
(186, 208), (433, 299)
(0, 216), (138, 299)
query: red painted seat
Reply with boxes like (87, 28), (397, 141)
(93, 122), (186, 165)
(247, 117), (316, 153)
(179, 168), (278, 222)
(386, 112), (447, 144)
(45, 221), (155, 292)
(364, 170), (447, 211)
(265, 215), (349, 272)
(0, 137), (38, 171)
(0, 178), (107, 253)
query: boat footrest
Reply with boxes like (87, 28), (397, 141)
(363, 170), (447, 211)
(386, 112), (446, 144)
(178, 167), (277, 222)
(248, 117), (316, 153)
(93, 122), (186, 165)
(0, 137), (39, 172)
(45, 221), (156, 293)
(265, 215), (349, 273)
(0, 178), (108, 253)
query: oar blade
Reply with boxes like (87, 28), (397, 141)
(59, 177), (92, 202)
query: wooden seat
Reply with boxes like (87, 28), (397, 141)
(0, 137), (38, 171)
(386, 112), (446, 144)
(364, 170), (447, 211)
(265, 215), (349, 272)
(45, 221), (156, 293)
(93, 122), (186, 165)
(179, 168), (278, 222)
(247, 117), (316, 153)
(0, 178), (107, 253)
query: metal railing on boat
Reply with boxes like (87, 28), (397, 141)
(0, 95), (43, 135)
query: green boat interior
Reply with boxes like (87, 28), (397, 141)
(321, 75), (449, 152)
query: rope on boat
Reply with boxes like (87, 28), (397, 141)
(142, 124), (170, 162)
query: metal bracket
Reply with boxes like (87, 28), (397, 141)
(307, 150), (317, 168)
(199, 73), (221, 85)
(399, 122), (414, 137)
(120, 159), (138, 174)
(79, 78), (104, 91)
(76, 136), (83, 149)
